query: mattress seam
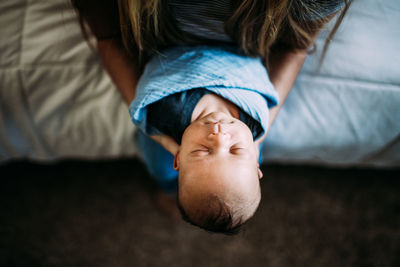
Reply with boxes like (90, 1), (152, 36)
(298, 73), (400, 89)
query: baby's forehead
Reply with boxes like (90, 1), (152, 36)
(179, 173), (261, 218)
(181, 160), (259, 190)
(182, 155), (257, 174)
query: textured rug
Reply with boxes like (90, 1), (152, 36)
(1, 159), (399, 267)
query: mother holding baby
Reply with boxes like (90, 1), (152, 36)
(72, 0), (352, 234)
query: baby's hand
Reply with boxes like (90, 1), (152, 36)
(150, 134), (179, 155)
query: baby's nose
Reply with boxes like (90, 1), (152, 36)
(211, 123), (221, 134)
(209, 123), (230, 143)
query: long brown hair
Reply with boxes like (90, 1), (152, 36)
(115, 0), (351, 64)
(117, 0), (197, 58)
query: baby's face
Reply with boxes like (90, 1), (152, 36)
(179, 111), (258, 163)
(175, 112), (262, 219)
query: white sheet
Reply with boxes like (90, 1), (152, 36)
(0, 0), (138, 161)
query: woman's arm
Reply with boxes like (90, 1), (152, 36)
(97, 40), (181, 154)
(97, 38), (182, 154)
(73, 1), (179, 155)
(97, 38), (142, 104)
(255, 13), (339, 146)
(98, 40), (181, 155)
(266, 47), (307, 131)
(254, 47), (307, 147)
(266, 13), (339, 129)
(72, 0), (142, 104)
(97, 38), (182, 155)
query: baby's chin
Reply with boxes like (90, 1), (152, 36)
(197, 111), (237, 123)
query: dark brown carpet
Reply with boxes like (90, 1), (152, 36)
(0, 159), (399, 267)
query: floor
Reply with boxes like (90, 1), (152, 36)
(1, 159), (399, 267)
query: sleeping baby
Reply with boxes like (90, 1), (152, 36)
(130, 45), (279, 234)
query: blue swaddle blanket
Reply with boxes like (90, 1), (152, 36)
(129, 45), (279, 139)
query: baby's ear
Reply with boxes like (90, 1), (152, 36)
(173, 151), (180, 170)
(257, 164), (263, 179)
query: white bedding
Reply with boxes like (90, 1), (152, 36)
(1, 0), (399, 166)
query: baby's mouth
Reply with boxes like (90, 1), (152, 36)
(204, 112), (231, 123)
(204, 119), (229, 125)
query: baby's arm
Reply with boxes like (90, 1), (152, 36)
(150, 135), (179, 156)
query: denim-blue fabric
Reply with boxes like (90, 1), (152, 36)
(129, 45), (279, 140)
(137, 131), (178, 193)
(130, 45), (279, 192)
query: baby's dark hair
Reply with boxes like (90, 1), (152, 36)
(176, 194), (246, 235)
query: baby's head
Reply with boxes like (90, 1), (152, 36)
(174, 112), (263, 234)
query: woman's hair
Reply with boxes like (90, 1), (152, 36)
(117, 0), (352, 65)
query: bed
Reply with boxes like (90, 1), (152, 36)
(1, 0), (399, 167)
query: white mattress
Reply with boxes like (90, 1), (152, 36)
(1, 0), (399, 167)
